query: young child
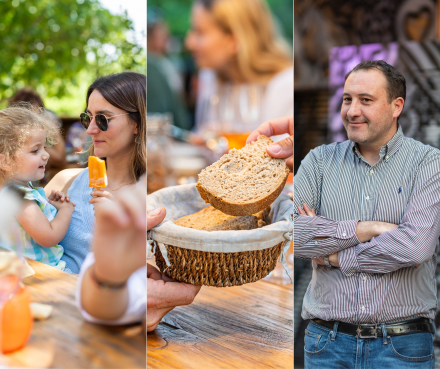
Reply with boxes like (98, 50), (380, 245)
(0, 105), (75, 271)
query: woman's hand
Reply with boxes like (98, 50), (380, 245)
(146, 206), (202, 332)
(80, 176), (146, 321)
(247, 116), (293, 171)
(91, 178), (146, 285)
(89, 189), (115, 206)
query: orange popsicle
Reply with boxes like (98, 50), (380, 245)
(88, 156), (108, 188)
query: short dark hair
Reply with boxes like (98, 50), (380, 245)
(9, 87), (44, 108)
(345, 60), (406, 103)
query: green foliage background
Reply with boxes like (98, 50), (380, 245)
(148, 0), (293, 47)
(0, 0), (146, 116)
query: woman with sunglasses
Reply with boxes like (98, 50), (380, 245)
(44, 71), (146, 274)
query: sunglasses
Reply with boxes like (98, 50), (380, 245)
(80, 112), (130, 132)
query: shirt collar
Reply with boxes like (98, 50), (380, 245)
(351, 125), (404, 162)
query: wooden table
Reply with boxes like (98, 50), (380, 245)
(5, 259), (146, 368)
(147, 280), (293, 369)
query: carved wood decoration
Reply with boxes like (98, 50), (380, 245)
(295, 0), (437, 90)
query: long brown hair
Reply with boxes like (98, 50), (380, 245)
(86, 72), (146, 182)
(197, 0), (292, 84)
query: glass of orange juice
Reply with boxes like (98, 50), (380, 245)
(0, 188), (31, 357)
(1, 285), (33, 354)
(221, 132), (252, 150)
(0, 251), (33, 355)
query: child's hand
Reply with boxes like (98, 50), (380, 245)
(48, 190), (76, 206)
(49, 198), (76, 213)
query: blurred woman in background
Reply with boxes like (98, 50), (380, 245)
(186, 0), (293, 147)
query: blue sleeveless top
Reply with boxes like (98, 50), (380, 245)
(60, 168), (95, 274)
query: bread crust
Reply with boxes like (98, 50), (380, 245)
(197, 166), (289, 216)
(174, 205), (259, 231)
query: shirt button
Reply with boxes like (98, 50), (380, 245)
(342, 232), (346, 237)
(386, 155), (389, 160)
(351, 269), (356, 273)
(370, 169), (374, 174)
(365, 196), (370, 200)
(361, 306), (365, 311)
(363, 276), (367, 281)
(315, 241), (318, 245)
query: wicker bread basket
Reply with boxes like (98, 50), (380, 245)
(147, 184), (292, 287)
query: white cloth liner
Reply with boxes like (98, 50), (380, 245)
(147, 184), (293, 283)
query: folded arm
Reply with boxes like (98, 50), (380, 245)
(294, 211), (360, 258)
(338, 155), (440, 275)
(294, 147), (403, 263)
(293, 148), (386, 258)
(297, 204), (398, 266)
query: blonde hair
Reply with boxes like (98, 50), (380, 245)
(0, 104), (59, 185)
(199, 0), (292, 84)
(86, 72), (146, 182)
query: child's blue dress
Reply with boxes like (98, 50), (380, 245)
(0, 182), (66, 270)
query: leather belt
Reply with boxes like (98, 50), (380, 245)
(311, 317), (434, 339)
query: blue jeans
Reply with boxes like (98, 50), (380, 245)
(304, 320), (435, 369)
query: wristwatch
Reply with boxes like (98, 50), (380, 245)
(324, 255), (333, 268)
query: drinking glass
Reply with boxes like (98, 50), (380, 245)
(218, 84), (262, 149)
(198, 83), (263, 155)
(0, 251), (22, 360)
(0, 187), (25, 362)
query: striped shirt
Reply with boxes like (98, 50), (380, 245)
(294, 126), (440, 323)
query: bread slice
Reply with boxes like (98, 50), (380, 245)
(196, 135), (289, 216)
(174, 205), (269, 231)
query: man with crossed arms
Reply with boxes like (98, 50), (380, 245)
(294, 60), (440, 368)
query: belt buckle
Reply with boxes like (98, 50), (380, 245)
(357, 323), (378, 339)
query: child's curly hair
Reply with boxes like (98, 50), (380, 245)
(0, 103), (60, 185)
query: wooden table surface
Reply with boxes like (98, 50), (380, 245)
(147, 280), (293, 369)
(5, 259), (146, 368)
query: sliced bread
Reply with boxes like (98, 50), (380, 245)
(174, 205), (269, 231)
(196, 135), (289, 216)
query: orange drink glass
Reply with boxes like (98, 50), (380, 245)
(221, 132), (251, 150)
(1, 284), (33, 353)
